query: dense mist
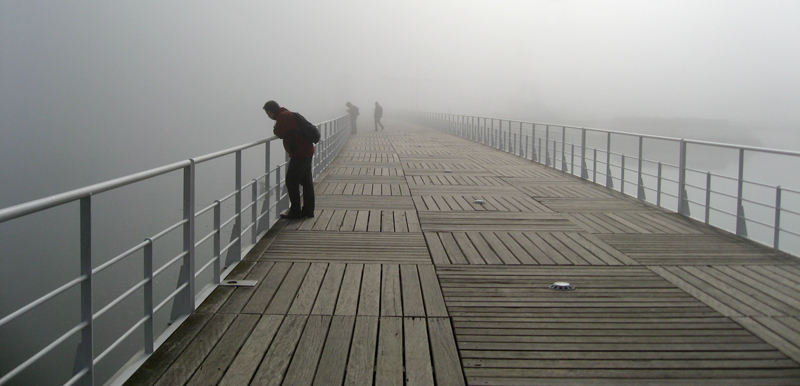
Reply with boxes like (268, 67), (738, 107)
(2, 0), (799, 203)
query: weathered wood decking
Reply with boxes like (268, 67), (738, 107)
(125, 119), (800, 385)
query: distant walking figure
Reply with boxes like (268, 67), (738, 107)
(263, 100), (315, 219)
(374, 102), (384, 131)
(346, 102), (359, 134)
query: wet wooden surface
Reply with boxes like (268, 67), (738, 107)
(126, 118), (800, 386)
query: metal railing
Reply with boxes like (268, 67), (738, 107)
(407, 112), (800, 258)
(0, 114), (350, 386)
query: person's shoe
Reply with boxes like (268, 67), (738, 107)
(280, 212), (304, 219)
(304, 212), (315, 218)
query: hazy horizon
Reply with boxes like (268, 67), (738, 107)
(2, 0), (799, 205)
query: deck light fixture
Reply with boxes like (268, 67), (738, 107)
(549, 282), (575, 291)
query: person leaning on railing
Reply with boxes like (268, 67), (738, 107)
(263, 100), (315, 219)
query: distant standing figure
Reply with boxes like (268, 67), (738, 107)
(374, 102), (384, 131)
(263, 100), (315, 219)
(346, 102), (359, 134)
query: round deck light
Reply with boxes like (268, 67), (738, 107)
(549, 282), (575, 291)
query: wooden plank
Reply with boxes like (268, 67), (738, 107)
(311, 263), (346, 315)
(218, 261), (274, 314)
(428, 318), (467, 386)
(381, 264), (403, 316)
(123, 313), (213, 386)
(443, 232), (471, 264)
(354, 210), (369, 231)
(288, 263), (328, 315)
(283, 315), (332, 386)
(401, 264), (427, 317)
(358, 264), (381, 316)
(381, 210), (395, 232)
(404, 317), (435, 385)
(424, 232), (452, 265)
(154, 313), (237, 386)
(250, 314), (309, 386)
(218, 315), (284, 386)
(335, 264), (364, 316)
(345, 316), (379, 386)
(313, 315), (356, 386)
(467, 232), (504, 264)
(186, 314), (260, 386)
(265, 262), (310, 314)
(241, 262), (291, 314)
(482, 231), (521, 264)
(376, 317), (404, 386)
(418, 265), (449, 317)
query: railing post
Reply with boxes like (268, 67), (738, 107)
(213, 201), (221, 284)
(251, 180), (258, 245)
(657, 162), (663, 207)
(735, 148), (747, 236)
(76, 195), (94, 386)
(545, 126), (550, 166)
(606, 133), (613, 188)
(570, 144), (575, 175)
(258, 142), (271, 235)
(678, 140), (689, 216)
(704, 172), (712, 224)
(142, 239), (154, 355)
(185, 161), (196, 310)
(774, 186), (782, 249)
(561, 128), (567, 172)
(593, 148), (598, 183)
(580, 129), (588, 179)
(235, 151), (242, 258)
(637, 136), (645, 200)
(620, 155), (626, 194)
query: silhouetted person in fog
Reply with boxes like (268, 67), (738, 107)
(374, 102), (384, 131)
(346, 102), (359, 134)
(263, 100), (315, 219)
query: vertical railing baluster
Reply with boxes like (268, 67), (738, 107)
(606, 133), (612, 188)
(705, 172), (712, 224)
(736, 148), (746, 236)
(621, 155), (626, 194)
(561, 128), (567, 172)
(545, 126), (550, 166)
(774, 186), (782, 249)
(79, 195), (94, 386)
(657, 162), (663, 207)
(143, 238), (154, 354)
(234, 151), (242, 262)
(213, 201), (221, 284)
(637, 136), (645, 200)
(570, 144), (575, 175)
(183, 161), (196, 312)
(581, 129), (588, 179)
(251, 180), (257, 245)
(678, 140), (688, 216)
(593, 148), (598, 183)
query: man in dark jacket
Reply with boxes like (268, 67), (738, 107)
(263, 100), (315, 219)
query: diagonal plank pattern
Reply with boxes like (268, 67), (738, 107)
(127, 118), (800, 386)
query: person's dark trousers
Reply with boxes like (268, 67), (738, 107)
(375, 118), (384, 131)
(286, 156), (315, 217)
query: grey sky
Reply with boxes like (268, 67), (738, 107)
(2, 0), (799, 202)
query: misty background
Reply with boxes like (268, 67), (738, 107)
(3, 0), (800, 209)
(2, 1), (800, 385)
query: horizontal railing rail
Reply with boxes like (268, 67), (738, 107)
(406, 111), (800, 259)
(0, 114), (351, 386)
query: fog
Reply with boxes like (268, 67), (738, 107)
(3, 0), (800, 208)
(2, 1), (800, 384)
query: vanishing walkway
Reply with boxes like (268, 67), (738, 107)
(125, 119), (800, 385)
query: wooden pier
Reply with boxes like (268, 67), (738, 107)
(125, 119), (800, 385)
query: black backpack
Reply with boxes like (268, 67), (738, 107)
(293, 112), (321, 144)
